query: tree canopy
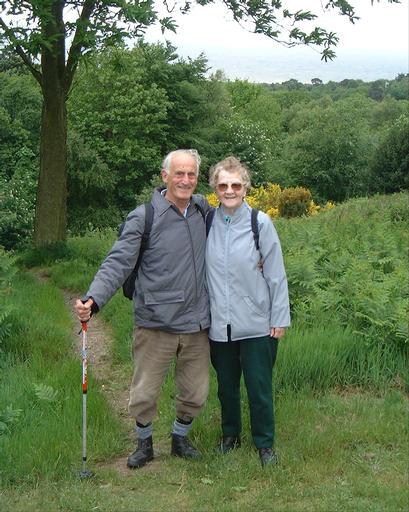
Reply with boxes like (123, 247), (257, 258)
(1, 47), (407, 248)
(0, 0), (402, 246)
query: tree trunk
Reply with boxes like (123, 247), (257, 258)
(33, 0), (67, 247)
(34, 91), (67, 246)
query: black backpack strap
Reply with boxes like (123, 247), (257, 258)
(121, 202), (154, 300)
(205, 208), (216, 237)
(133, 202), (154, 269)
(195, 202), (206, 222)
(251, 208), (260, 251)
(137, 202), (154, 260)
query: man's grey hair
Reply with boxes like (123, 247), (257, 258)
(162, 149), (201, 176)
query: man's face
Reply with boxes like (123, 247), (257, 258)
(161, 154), (198, 207)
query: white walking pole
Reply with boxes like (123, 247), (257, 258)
(79, 321), (94, 479)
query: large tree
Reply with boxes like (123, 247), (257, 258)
(0, 0), (396, 245)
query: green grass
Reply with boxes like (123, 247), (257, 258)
(0, 390), (407, 511)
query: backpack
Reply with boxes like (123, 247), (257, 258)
(205, 207), (260, 251)
(119, 203), (154, 300)
(119, 200), (206, 300)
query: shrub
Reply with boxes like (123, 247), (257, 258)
(369, 113), (409, 194)
(278, 186), (312, 218)
(206, 192), (219, 208)
(0, 249), (18, 350)
(247, 183), (281, 212)
(0, 147), (37, 249)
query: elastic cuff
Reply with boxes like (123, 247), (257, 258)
(90, 300), (99, 315)
(176, 417), (193, 425)
(81, 295), (99, 315)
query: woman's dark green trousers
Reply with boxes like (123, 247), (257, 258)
(210, 335), (279, 449)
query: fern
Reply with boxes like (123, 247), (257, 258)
(33, 383), (58, 402)
(0, 309), (13, 347)
(277, 193), (408, 349)
(0, 405), (22, 435)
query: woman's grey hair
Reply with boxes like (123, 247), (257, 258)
(209, 156), (251, 190)
(162, 149), (201, 175)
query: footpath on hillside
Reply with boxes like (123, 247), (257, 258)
(37, 272), (167, 474)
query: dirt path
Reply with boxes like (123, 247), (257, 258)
(62, 288), (168, 475)
(61, 289), (134, 475)
(63, 290), (130, 418)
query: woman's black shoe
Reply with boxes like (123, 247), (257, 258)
(258, 447), (278, 467)
(219, 436), (241, 454)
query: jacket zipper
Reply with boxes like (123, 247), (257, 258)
(224, 218), (231, 331)
(171, 203), (199, 304)
(185, 214), (198, 304)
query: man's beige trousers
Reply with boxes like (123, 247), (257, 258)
(129, 327), (210, 424)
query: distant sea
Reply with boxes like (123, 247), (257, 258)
(178, 46), (408, 84)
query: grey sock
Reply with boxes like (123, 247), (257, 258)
(172, 419), (193, 437)
(136, 422), (153, 440)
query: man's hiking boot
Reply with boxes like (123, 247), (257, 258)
(258, 447), (278, 467)
(171, 433), (201, 459)
(219, 436), (241, 454)
(127, 436), (154, 469)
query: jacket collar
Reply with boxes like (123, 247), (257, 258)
(218, 201), (250, 224)
(151, 187), (199, 217)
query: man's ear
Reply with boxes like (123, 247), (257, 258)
(161, 169), (168, 183)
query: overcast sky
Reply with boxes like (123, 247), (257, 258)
(145, 1), (408, 82)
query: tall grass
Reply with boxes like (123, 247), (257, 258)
(0, 272), (124, 486)
(276, 321), (407, 392)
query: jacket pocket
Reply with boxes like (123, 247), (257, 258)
(243, 296), (268, 317)
(144, 290), (185, 305)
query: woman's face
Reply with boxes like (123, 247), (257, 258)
(215, 170), (246, 212)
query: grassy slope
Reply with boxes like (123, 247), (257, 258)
(1, 193), (407, 511)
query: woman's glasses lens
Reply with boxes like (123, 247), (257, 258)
(217, 183), (243, 192)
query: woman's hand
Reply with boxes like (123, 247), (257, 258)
(270, 327), (285, 339)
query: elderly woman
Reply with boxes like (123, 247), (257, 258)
(206, 156), (290, 467)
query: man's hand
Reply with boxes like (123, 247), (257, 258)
(75, 298), (93, 322)
(270, 327), (285, 339)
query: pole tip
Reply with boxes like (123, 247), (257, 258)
(79, 469), (95, 480)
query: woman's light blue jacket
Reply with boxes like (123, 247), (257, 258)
(206, 202), (290, 342)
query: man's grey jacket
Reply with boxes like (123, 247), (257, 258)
(85, 188), (210, 333)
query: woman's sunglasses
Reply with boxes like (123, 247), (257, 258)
(217, 183), (243, 192)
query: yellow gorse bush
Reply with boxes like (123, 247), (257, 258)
(308, 200), (335, 216)
(206, 192), (219, 208)
(206, 183), (334, 220)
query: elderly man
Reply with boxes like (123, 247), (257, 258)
(75, 149), (210, 469)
